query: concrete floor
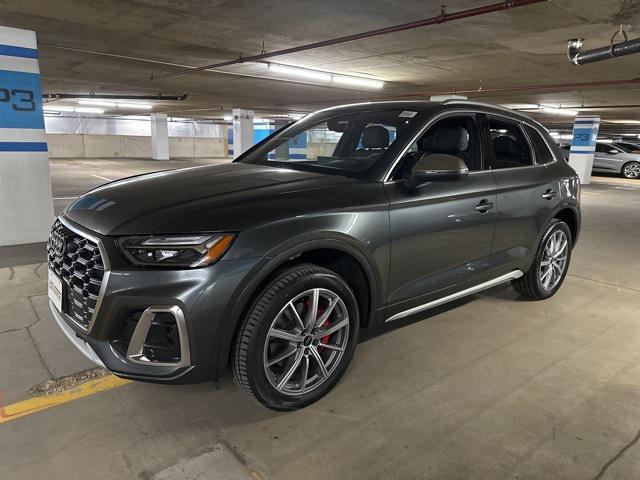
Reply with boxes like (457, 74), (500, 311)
(1, 158), (639, 479)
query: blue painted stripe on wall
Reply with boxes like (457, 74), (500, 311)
(0, 141), (47, 151)
(570, 148), (595, 153)
(0, 44), (38, 59)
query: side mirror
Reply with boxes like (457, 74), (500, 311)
(608, 149), (619, 155)
(405, 153), (469, 188)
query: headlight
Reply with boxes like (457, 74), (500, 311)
(118, 234), (235, 268)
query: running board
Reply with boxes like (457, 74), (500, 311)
(385, 270), (524, 323)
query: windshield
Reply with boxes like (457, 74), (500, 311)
(238, 109), (422, 178)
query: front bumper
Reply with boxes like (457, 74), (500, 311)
(49, 218), (261, 384)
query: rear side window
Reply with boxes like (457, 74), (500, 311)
(488, 118), (532, 169)
(524, 125), (555, 164)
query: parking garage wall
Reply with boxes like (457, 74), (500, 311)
(45, 114), (228, 158)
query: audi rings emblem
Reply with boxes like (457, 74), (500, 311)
(50, 230), (67, 256)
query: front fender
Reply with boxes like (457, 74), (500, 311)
(215, 212), (390, 377)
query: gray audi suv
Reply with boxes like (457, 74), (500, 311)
(47, 100), (581, 410)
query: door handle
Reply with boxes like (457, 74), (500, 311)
(542, 189), (556, 200)
(475, 200), (494, 213)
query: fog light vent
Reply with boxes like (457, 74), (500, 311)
(126, 305), (191, 367)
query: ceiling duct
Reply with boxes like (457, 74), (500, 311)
(43, 93), (188, 101)
(568, 30), (640, 65)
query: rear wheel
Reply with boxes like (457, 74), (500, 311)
(512, 220), (572, 300)
(232, 264), (359, 410)
(622, 161), (640, 179)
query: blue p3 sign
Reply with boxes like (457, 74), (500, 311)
(0, 28), (46, 150)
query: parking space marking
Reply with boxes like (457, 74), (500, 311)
(0, 374), (131, 424)
(91, 174), (113, 182)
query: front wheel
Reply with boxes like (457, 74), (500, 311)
(512, 220), (572, 300)
(622, 161), (640, 180)
(232, 264), (359, 410)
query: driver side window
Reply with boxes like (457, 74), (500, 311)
(391, 115), (481, 180)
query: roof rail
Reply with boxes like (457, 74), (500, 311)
(442, 99), (517, 114)
(441, 99), (550, 131)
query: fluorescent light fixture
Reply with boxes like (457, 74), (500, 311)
(43, 105), (104, 114)
(332, 75), (384, 89)
(539, 105), (579, 116)
(598, 138), (613, 143)
(43, 105), (75, 112)
(78, 99), (116, 107)
(223, 115), (233, 122)
(268, 63), (332, 81)
(560, 134), (574, 140)
(603, 119), (640, 125)
(75, 107), (105, 113)
(501, 103), (540, 110)
(289, 113), (305, 120)
(116, 102), (152, 110)
(266, 63), (384, 89)
(78, 99), (152, 110)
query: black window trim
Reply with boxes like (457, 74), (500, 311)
(485, 114), (540, 171)
(522, 122), (557, 166)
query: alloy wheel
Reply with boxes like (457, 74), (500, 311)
(539, 230), (569, 290)
(623, 162), (640, 179)
(263, 288), (350, 396)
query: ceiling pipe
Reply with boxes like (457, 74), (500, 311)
(141, 0), (547, 82)
(568, 34), (640, 65)
(42, 93), (188, 101)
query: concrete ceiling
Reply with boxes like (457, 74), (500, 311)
(1, 0), (640, 129)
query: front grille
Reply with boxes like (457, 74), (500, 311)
(47, 220), (106, 330)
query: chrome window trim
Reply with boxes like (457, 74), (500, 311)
(125, 305), (191, 368)
(386, 270), (523, 322)
(383, 109), (482, 182)
(57, 216), (111, 334)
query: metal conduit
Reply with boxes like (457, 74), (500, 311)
(139, 0), (547, 82)
(568, 36), (640, 65)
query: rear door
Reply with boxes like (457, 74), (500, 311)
(484, 115), (556, 274)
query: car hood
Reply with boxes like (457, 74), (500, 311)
(64, 163), (368, 235)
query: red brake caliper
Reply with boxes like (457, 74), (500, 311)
(304, 299), (330, 351)
(318, 307), (331, 351)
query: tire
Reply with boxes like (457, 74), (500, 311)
(512, 219), (572, 300)
(621, 161), (640, 179)
(232, 263), (359, 410)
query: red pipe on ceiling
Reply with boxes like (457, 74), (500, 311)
(144, 0), (547, 82)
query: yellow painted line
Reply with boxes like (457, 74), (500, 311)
(0, 375), (131, 424)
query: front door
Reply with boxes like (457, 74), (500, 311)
(594, 143), (623, 172)
(384, 113), (498, 319)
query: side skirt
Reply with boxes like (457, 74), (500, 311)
(385, 270), (524, 323)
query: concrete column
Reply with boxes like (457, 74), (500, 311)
(273, 119), (290, 160)
(151, 113), (169, 160)
(232, 109), (254, 159)
(568, 116), (600, 185)
(0, 26), (54, 246)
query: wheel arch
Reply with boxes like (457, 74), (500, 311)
(621, 160), (640, 178)
(216, 238), (382, 378)
(552, 205), (580, 246)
